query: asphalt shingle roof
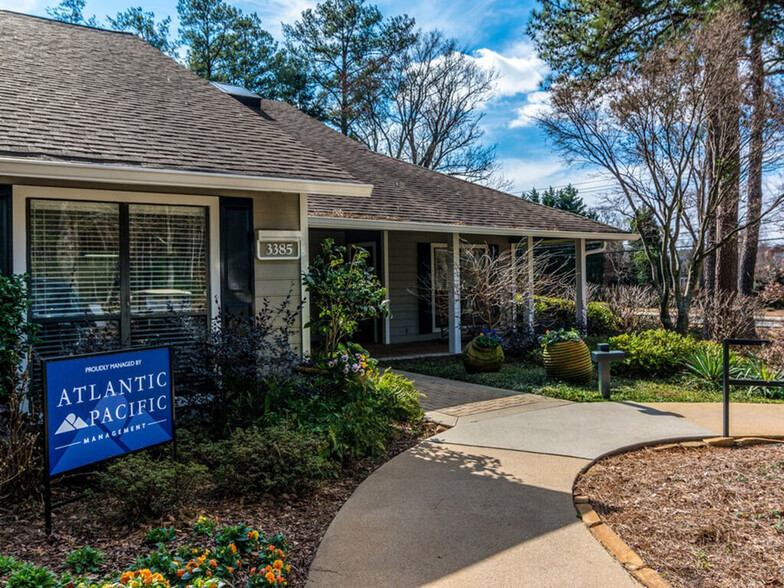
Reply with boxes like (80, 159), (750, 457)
(0, 11), (358, 184)
(258, 100), (630, 236)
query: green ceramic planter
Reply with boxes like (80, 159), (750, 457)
(542, 339), (592, 383)
(462, 337), (504, 373)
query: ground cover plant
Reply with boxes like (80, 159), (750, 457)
(575, 443), (784, 587)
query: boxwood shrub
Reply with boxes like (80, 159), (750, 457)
(533, 296), (618, 335)
(609, 329), (702, 378)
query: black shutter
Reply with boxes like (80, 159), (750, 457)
(220, 198), (254, 317)
(0, 186), (10, 276)
(417, 243), (431, 334)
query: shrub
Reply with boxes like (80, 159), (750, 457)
(65, 546), (105, 574)
(212, 425), (327, 496)
(533, 296), (618, 335)
(587, 302), (618, 335)
(534, 296), (575, 333)
(303, 239), (389, 353)
(610, 329), (701, 377)
(684, 346), (728, 389)
(6, 563), (56, 588)
(373, 370), (424, 424)
(180, 296), (303, 434)
(98, 453), (210, 523)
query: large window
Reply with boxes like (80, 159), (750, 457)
(29, 199), (209, 360)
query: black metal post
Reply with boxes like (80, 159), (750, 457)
(722, 339), (730, 437)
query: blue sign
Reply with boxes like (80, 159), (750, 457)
(44, 347), (174, 476)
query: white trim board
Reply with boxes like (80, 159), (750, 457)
(0, 157), (373, 198)
(308, 215), (638, 241)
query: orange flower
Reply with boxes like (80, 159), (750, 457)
(273, 560), (283, 570)
(209, 559), (218, 568)
(229, 543), (237, 554)
(177, 570), (185, 578)
(266, 571), (276, 583)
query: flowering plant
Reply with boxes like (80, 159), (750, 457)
(473, 329), (503, 350)
(538, 329), (582, 347)
(247, 543), (291, 586)
(325, 343), (377, 379)
(97, 570), (170, 588)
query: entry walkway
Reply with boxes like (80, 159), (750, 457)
(308, 374), (783, 587)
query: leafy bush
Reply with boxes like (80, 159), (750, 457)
(65, 546), (105, 574)
(534, 296), (575, 333)
(0, 274), (37, 404)
(180, 296), (303, 434)
(5, 563), (56, 588)
(374, 370), (424, 424)
(211, 425), (327, 496)
(303, 239), (389, 353)
(586, 302), (618, 335)
(610, 329), (701, 377)
(533, 296), (618, 335)
(98, 453), (210, 523)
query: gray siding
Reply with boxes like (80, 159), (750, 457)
(386, 231), (515, 344)
(253, 193), (303, 346)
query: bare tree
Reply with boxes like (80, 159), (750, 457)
(540, 9), (784, 334)
(356, 31), (505, 186)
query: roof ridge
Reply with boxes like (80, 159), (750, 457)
(0, 9), (137, 36)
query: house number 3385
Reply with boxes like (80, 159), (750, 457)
(266, 242), (294, 256)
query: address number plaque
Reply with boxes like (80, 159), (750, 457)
(256, 230), (301, 261)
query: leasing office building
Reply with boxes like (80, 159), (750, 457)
(0, 11), (634, 367)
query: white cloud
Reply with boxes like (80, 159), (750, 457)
(0, 0), (43, 13)
(509, 91), (551, 128)
(242, 0), (316, 38)
(471, 42), (546, 97)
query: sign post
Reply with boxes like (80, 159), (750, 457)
(42, 347), (174, 533)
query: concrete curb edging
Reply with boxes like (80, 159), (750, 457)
(573, 435), (784, 588)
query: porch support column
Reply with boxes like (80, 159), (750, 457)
(524, 236), (535, 333)
(448, 232), (462, 354)
(299, 193), (311, 356)
(575, 238), (587, 334)
(382, 230), (391, 345)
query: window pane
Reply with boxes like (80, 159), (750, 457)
(29, 200), (121, 318)
(129, 204), (208, 315)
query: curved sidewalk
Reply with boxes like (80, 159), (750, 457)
(308, 375), (783, 587)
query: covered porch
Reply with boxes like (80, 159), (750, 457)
(309, 219), (604, 355)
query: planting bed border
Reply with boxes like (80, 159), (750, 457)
(572, 435), (784, 588)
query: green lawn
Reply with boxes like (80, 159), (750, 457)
(385, 355), (784, 404)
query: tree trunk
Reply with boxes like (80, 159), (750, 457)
(711, 39), (742, 296)
(739, 35), (765, 296)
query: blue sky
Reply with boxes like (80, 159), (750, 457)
(0, 0), (609, 199)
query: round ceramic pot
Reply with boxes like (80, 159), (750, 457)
(462, 337), (504, 373)
(542, 339), (592, 383)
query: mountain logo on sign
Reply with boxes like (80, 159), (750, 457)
(55, 413), (89, 435)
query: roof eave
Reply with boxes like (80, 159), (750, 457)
(0, 157), (374, 197)
(308, 215), (639, 241)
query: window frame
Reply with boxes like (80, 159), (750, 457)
(429, 242), (489, 333)
(14, 186), (220, 338)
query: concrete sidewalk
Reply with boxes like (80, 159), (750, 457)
(308, 375), (784, 587)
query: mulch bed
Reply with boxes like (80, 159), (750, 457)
(0, 422), (439, 587)
(575, 443), (784, 587)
